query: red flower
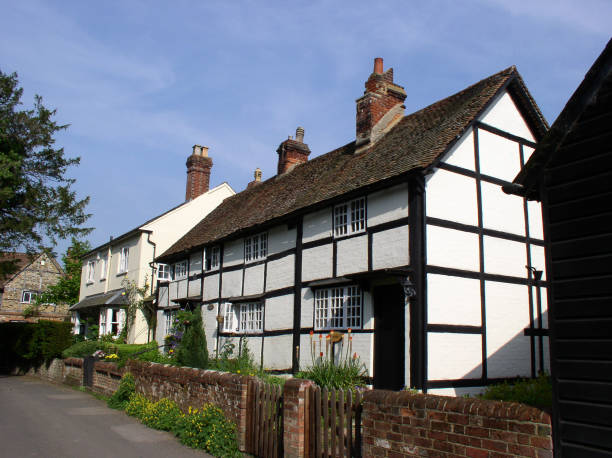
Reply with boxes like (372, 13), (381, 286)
(353, 352), (357, 359)
(310, 330), (314, 336)
(320, 352), (324, 357)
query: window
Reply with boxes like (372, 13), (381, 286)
(21, 290), (38, 304)
(118, 247), (129, 274)
(110, 308), (121, 335)
(173, 261), (188, 280)
(314, 285), (362, 330)
(99, 255), (107, 280)
(244, 233), (267, 262)
(222, 302), (263, 333)
(205, 246), (220, 270)
(164, 310), (177, 336)
(99, 309), (107, 335)
(86, 260), (95, 283)
(334, 197), (366, 237)
(158, 263), (171, 281)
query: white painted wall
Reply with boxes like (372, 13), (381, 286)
(266, 255), (294, 291)
(203, 274), (219, 301)
(483, 236), (528, 278)
(188, 278), (201, 297)
(302, 245), (333, 281)
(372, 226), (409, 269)
(221, 269), (242, 298)
(426, 225), (480, 271)
(427, 333), (482, 380)
(367, 184), (408, 227)
(303, 207), (332, 243)
(529, 245), (547, 280)
(336, 235), (368, 276)
(484, 281), (531, 378)
(426, 170), (478, 226)
(262, 335), (293, 370)
(480, 181), (525, 235)
(440, 129), (475, 171)
(223, 239), (243, 268)
(268, 225), (296, 255)
(479, 91), (536, 142)
(527, 201), (544, 240)
(265, 295), (294, 330)
(243, 263), (265, 295)
(427, 274), (481, 326)
(478, 130), (522, 182)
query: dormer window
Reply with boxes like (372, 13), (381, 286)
(244, 233), (267, 262)
(205, 245), (220, 270)
(173, 261), (188, 280)
(158, 263), (171, 282)
(334, 197), (366, 237)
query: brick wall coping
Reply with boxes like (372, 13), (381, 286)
(93, 361), (125, 377)
(126, 360), (251, 386)
(64, 357), (83, 367)
(362, 390), (551, 424)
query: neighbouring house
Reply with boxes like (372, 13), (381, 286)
(71, 145), (235, 343)
(507, 38), (612, 456)
(0, 252), (65, 322)
(157, 58), (550, 394)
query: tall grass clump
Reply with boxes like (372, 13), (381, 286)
(479, 373), (552, 410)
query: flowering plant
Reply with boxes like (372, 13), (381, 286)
(93, 349), (105, 358)
(105, 353), (119, 360)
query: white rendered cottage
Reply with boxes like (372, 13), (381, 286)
(157, 59), (550, 394)
(71, 146), (234, 344)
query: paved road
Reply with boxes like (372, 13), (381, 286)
(0, 375), (213, 458)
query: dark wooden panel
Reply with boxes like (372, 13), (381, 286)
(555, 340), (612, 359)
(554, 297), (612, 319)
(548, 212), (612, 243)
(561, 111), (612, 145)
(555, 318), (612, 338)
(547, 172), (612, 206)
(551, 131), (612, 167)
(552, 254), (612, 280)
(552, 275), (612, 299)
(558, 401), (612, 427)
(549, 192), (612, 223)
(561, 443), (612, 458)
(558, 360), (612, 382)
(547, 152), (612, 187)
(560, 422), (612, 455)
(557, 380), (612, 404)
(550, 234), (612, 262)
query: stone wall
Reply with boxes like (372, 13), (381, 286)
(361, 390), (552, 457)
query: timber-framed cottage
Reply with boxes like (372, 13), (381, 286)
(156, 58), (550, 394)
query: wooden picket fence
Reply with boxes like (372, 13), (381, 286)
(309, 386), (363, 457)
(246, 378), (284, 457)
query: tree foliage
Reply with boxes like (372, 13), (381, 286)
(0, 70), (90, 278)
(36, 237), (90, 306)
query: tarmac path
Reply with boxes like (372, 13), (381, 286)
(0, 375), (213, 458)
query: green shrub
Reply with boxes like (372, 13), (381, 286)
(175, 404), (240, 457)
(175, 307), (208, 369)
(479, 373), (552, 410)
(125, 393), (149, 418)
(141, 398), (182, 431)
(0, 321), (72, 371)
(107, 373), (135, 410)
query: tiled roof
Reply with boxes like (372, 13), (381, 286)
(160, 66), (546, 260)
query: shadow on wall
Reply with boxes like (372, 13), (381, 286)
(429, 310), (549, 393)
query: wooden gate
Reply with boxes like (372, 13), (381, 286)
(309, 386), (363, 457)
(246, 378), (283, 457)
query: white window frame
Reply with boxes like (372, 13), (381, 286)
(158, 263), (171, 282)
(20, 290), (38, 304)
(334, 197), (366, 237)
(244, 233), (267, 262)
(221, 302), (263, 333)
(173, 260), (188, 280)
(314, 285), (362, 330)
(205, 245), (220, 271)
(164, 309), (177, 336)
(99, 256), (107, 280)
(99, 308), (107, 335)
(118, 247), (129, 274)
(86, 260), (95, 283)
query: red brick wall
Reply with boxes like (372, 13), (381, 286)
(92, 361), (124, 396)
(361, 390), (552, 458)
(126, 360), (250, 449)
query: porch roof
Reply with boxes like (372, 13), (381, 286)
(70, 289), (127, 311)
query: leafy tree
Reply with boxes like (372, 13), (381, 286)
(0, 70), (90, 279)
(175, 307), (208, 369)
(36, 237), (91, 306)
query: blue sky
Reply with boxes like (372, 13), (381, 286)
(1, 0), (610, 258)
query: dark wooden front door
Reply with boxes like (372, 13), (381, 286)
(373, 284), (405, 390)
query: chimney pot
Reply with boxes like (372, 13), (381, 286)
(254, 168), (262, 182)
(295, 126), (304, 143)
(374, 57), (383, 74)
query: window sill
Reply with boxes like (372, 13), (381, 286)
(116, 271), (127, 277)
(333, 229), (367, 240)
(86, 281), (94, 285)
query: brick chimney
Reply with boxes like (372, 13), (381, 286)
(355, 57), (407, 152)
(276, 127), (311, 175)
(247, 167), (263, 189)
(185, 145), (213, 201)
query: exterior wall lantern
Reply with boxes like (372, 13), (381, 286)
(401, 277), (417, 298)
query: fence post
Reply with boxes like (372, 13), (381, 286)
(83, 356), (95, 387)
(283, 378), (314, 458)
